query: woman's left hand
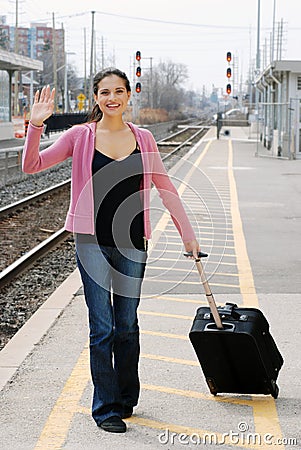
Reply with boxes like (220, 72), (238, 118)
(184, 239), (200, 259)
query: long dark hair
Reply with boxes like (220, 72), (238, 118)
(88, 68), (131, 122)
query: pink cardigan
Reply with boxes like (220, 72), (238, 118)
(22, 121), (196, 243)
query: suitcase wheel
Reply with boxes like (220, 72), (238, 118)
(271, 384), (279, 399)
(270, 379), (279, 399)
(206, 378), (218, 396)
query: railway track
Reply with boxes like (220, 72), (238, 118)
(0, 121), (208, 349)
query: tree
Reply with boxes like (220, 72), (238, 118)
(141, 60), (188, 112)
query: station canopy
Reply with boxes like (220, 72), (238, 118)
(0, 48), (43, 72)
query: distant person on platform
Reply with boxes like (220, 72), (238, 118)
(22, 67), (200, 434)
(216, 111), (223, 139)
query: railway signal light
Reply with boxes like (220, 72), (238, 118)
(136, 51), (141, 61)
(135, 82), (141, 93)
(227, 67), (231, 78)
(226, 83), (231, 95)
(136, 66), (141, 77)
(226, 51), (232, 63)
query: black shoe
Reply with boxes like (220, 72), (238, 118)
(121, 406), (133, 419)
(99, 416), (126, 433)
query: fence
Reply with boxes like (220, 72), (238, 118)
(249, 101), (299, 159)
(44, 112), (88, 137)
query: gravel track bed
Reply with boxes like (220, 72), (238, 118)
(0, 238), (76, 350)
(0, 186), (70, 271)
(0, 160), (72, 207)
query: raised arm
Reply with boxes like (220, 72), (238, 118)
(30, 85), (55, 127)
(22, 86), (73, 174)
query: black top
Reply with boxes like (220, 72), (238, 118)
(88, 145), (144, 249)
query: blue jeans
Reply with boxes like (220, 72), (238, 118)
(75, 240), (147, 425)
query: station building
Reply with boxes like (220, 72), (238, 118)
(0, 48), (43, 139)
(255, 60), (301, 159)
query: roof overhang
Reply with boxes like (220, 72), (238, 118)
(0, 49), (43, 72)
(255, 60), (301, 86)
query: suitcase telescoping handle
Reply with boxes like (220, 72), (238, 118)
(184, 252), (224, 329)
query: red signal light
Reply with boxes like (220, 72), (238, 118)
(227, 68), (231, 78)
(136, 66), (141, 77)
(226, 83), (231, 95)
(226, 52), (232, 63)
(135, 82), (141, 93)
(136, 51), (141, 61)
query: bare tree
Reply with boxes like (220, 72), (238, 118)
(141, 60), (188, 112)
(157, 60), (188, 87)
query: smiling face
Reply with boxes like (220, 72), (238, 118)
(94, 74), (131, 117)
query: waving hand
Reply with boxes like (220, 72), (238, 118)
(30, 85), (55, 127)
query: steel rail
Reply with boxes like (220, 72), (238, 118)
(0, 179), (71, 219)
(0, 228), (71, 289)
(161, 126), (209, 161)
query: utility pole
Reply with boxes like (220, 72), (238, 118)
(149, 56), (153, 109)
(256, 0), (261, 72)
(52, 13), (57, 111)
(101, 36), (104, 69)
(271, 0), (276, 63)
(83, 28), (88, 110)
(13, 0), (19, 116)
(89, 11), (95, 110)
(255, 0), (261, 124)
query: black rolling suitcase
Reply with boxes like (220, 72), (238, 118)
(185, 252), (284, 398)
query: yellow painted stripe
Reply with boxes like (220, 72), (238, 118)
(139, 310), (193, 320)
(141, 330), (188, 340)
(252, 398), (285, 448)
(34, 346), (90, 449)
(153, 295), (222, 305)
(147, 266), (239, 278)
(142, 383), (251, 406)
(228, 140), (284, 448)
(166, 227), (233, 233)
(143, 278), (240, 288)
(148, 255), (237, 262)
(228, 140), (258, 307)
(155, 236), (234, 244)
(151, 244), (235, 251)
(141, 353), (199, 366)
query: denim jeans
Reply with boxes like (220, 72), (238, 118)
(75, 240), (147, 425)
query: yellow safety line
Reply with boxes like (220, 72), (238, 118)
(150, 255), (237, 262)
(147, 266), (239, 278)
(143, 279), (240, 288)
(142, 383), (254, 406)
(151, 244), (235, 251)
(227, 139), (284, 449)
(139, 310), (193, 320)
(34, 346), (90, 449)
(228, 140), (258, 307)
(165, 226), (234, 232)
(141, 353), (199, 366)
(153, 295), (222, 305)
(141, 330), (188, 340)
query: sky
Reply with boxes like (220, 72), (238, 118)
(1, 0), (301, 94)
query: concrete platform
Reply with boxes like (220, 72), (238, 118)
(0, 126), (300, 450)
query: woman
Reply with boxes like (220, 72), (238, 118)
(22, 68), (200, 433)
